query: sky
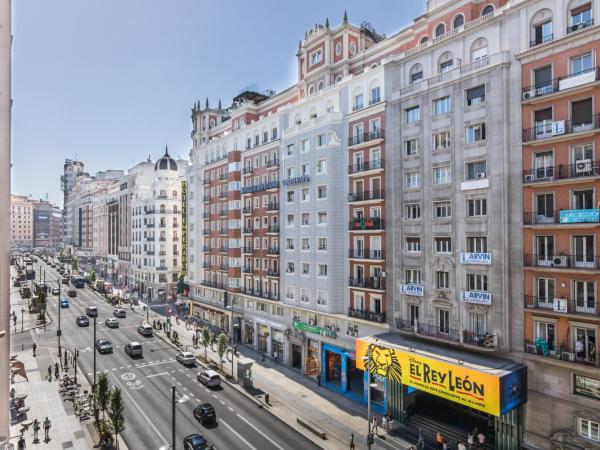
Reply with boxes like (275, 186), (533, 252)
(11, 0), (425, 206)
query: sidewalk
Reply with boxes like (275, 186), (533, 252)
(138, 302), (412, 450)
(9, 347), (96, 449)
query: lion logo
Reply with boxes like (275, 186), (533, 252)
(363, 343), (402, 383)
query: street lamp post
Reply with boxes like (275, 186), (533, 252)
(171, 385), (176, 450)
(57, 281), (62, 357)
(93, 315), (97, 388)
(364, 344), (375, 450)
(21, 307), (24, 333)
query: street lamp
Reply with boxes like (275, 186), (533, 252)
(93, 315), (97, 388)
(362, 342), (378, 450)
(168, 385), (188, 450)
(20, 307), (24, 333)
(57, 281), (62, 358)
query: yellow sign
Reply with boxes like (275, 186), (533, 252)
(356, 339), (502, 416)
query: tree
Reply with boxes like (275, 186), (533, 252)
(90, 270), (97, 283)
(217, 332), (228, 371)
(71, 259), (78, 272)
(94, 373), (111, 421)
(108, 387), (126, 449)
(200, 326), (210, 362)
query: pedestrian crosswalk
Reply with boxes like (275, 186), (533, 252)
(86, 357), (177, 376)
(78, 339), (164, 353)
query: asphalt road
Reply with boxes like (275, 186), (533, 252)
(13, 262), (322, 450)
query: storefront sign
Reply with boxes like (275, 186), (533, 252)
(356, 339), (526, 416)
(241, 180), (279, 194)
(181, 180), (188, 277)
(293, 320), (336, 338)
(281, 175), (310, 186)
(400, 284), (424, 297)
(351, 217), (383, 230)
(460, 290), (492, 305)
(559, 209), (600, 224)
(574, 374), (600, 400)
(459, 252), (492, 265)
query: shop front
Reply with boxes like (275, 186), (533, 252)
(243, 319), (254, 346)
(271, 328), (285, 362)
(357, 334), (527, 450)
(305, 338), (319, 378)
(257, 323), (269, 353)
(189, 302), (228, 334)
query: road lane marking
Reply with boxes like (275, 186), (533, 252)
(236, 413), (286, 450)
(219, 400), (225, 405)
(219, 419), (257, 450)
(146, 372), (169, 379)
(212, 394), (217, 399)
(227, 406), (234, 412)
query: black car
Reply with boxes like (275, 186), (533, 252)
(95, 339), (113, 354)
(183, 434), (214, 450)
(193, 403), (216, 425)
(76, 315), (89, 327)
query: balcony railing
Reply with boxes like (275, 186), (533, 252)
(241, 288), (278, 301)
(242, 266), (253, 274)
(144, 209), (155, 215)
(219, 264), (229, 271)
(202, 262), (210, 268)
(203, 229), (211, 236)
(219, 173), (228, 181)
(348, 276), (385, 290)
(219, 246), (228, 253)
(267, 247), (280, 255)
(203, 195), (211, 202)
(146, 223), (155, 228)
(202, 245), (210, 252)
(159, 251), (166, 256)
(530, 33), (553, 48)
(348, 308), (386, 323)
(219, 209), (228, 217)
(203, 212), (210, 219)
(522, 114), (600, 143)
(349, 249), (385, 260)
(348, 190), (385, 202)
(219, 228), (228, 235)
(524, 295), (599, 316)
(395, 318), (496, 348)
(524, 253), (600, 270)
(348, 129), (385, 146)
(219, 191), (228, 199)
(567, 18), (594, 34)
(159, 237), (166, 242)
(267, 202), (279, 211)
(267, 270), (279, 277)
(349, 216), (385, 231)
(242, 247), (254, 254)
(203, 177), (211, 185)
(523, 160), (600, 183)
(522, 67), (600, 100)
(146, 251), (155, 256)
(156, 266), (167, 271)
(267, 225), (280, 233)
(243, 227), (253, 234)
(523, 209), (600, 225)
(242, 207), (252, 214)
(201, 280), (224, 290)
(266, 159), (279, 168)
(524, 339), (598, 367)
(242, 166), (253, 175)
(348, 159), (384, 175)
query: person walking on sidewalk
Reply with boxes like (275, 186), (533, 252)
(381, 414), (388, 433)
(43, 417), (51, 442)
(32, 342), (37, 357)
(371, 415), (379, 435)
(54, 363), (59, 380)
(47, 365), (52, 382)
(349, 433), (355, 450)
(17, 435), (25, 450)
(32, 419), (40, 443)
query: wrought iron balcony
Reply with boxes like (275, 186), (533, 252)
(267, 202), (279, 211)
(348, 190), (385, 202)
(523, 160), (600, 183)
(349, 217), (385, 231)
(267, 247), (280, 255)
(348, 129), (384, 146)
(524, 339), (598, 367)
(522, 114), (600, 143)
(348, 308), (386, 323)
(267, 270), (279, 277)
(349, 249), (385, 260)
(348, 159), (384, 175)
(267, 225), (280, 233)
(523, 209), (600, 225)
(348, 276), (385, 290)
(242, 167), (253, 175)
(266, 159), (279, 168)
(242, 266), (253, 274)
(524, 295), (599, 316)
(242, 207), (252, 214)
(567, 18), (594, 34)
(524, 253), (600, 270)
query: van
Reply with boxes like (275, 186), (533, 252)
(86, 306), (98, 317)
(137, 323), (153, 337)
(125, 342), (142, 358)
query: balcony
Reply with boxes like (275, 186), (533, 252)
(266, 159), (279, 168)
(202, 245), (210, 252)
(203, 212), (211, 219)
(203, 177), (211, 185)
(242, 247), (254, 254)
(242, 166), (253, 175)
(219, 191), (228, 199)
(172, 236), (179, 241)
(395, 319), (497, 349)
(219, 209), (228, 217)
(159, 237), (166, 242)
(369, 96), (381, 106)
(156, 266), (167, 271)
(522, 67), (600, 101)
(348, 190), (385, 203)
(201, 280), (224, 290)
(267, 202), (279, 211)
(524, 295), (599, 316)
(523, 160), (600, 183)
(146, 251), (155, 256)
(203, 195), (212, 202)
(203, 229), (211, 236)
(348, 307), (386, 323)
(242, 226), (253, 234)
(348, 276), (385, 290)
(144, 209), (155, 215)
(146, 223), (155, 228)
(219, 264), (228, 272)
(159, 223), (166, 228)
(202, 262), (209, 268)
(146, 237), (154, 242)
(242, 266), (253, 274)
(530, 33), (553, 48)
(348, 129), (385, 147)
(567, 18), (594, 34)
(242, 207), (252, 214)
(219, 246), (228, 253)
(524, 339), (598, 367)
(267, 247), (280, 255)
(348, 159), (384, 175)
(352, 103), (364, 112)
(159, 251), (166, 256)
(524, 254), (600, 270)
(267, 269), (279, 277)
(240, 288), (277, 301)
(522, 114), (600, 143)
(219, 228), (228, 235)
(219, 173), (228, 181)
(523, 209), (600, 226)
(267, 225), (280, 233)
(349, 249), (385, 260)
(349, 216), (385, 231)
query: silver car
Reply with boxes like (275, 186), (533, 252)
(176, 351), (196, 366)
(197, 370), (221, 387)
(105, 317), (119, 328)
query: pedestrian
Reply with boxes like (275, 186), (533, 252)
(54, 363), (59, 380)
(436, 432), (443, 450)
(371, 415), (378, 434)
(43, 417), (51, 441)
(467, 433), (474, 450)
(13, 315), (16, 327)
(47, 365), (52, 381)
(349, 433), (355, 450)
(32, 342), (37, 357)
(458, 441), (467, 450)
(442, 438), (449, 450)
(477, 431), (485, 450)
(381, 414), (388, 433)
(261, 352), (266, 362)
(576, 337), (585, 359)
(32, 419), (40, 442)
(387, 412), (394, 432)
(17, 435), (25, 450)
(316, 372), (321, 386)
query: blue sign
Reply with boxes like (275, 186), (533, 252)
(241, 180), (279, 194)
(400, 284), (424, 297)
(559, 209), (600, 224)
(281, 175), (310, 186)
(461, 290), (492, 305)
(460, 252), (492, 265)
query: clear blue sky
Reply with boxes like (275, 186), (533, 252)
(11, 0), (425, 206)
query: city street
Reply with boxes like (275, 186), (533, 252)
(12, 262), (321, 450)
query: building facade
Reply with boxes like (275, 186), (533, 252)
(10, 195), (33, 248)
(32, 199), (62, 248)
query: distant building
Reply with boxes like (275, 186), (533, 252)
(60, 159), (87, 245)
(32, 199), (62, 248)
(10, 194), (33, 248)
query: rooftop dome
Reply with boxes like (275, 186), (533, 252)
(155, 146), (177, 172)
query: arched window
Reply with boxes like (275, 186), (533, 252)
(435, 23), (446, 37)
(409, 63), (424, 85)
(335, 75), (343, 84)
(481, 4), (494, 16)
(308, 85), (316, 95)
(309, 107), (317, 119)
(530, 9), (553, 46)
(369, 80), (381, 105)
(439, 51), (454, 73)
(452, 14), (465, 29)
(420, 36), (429, 44)
(318, 80), (325, 91)
(325, 100), (335, 113)
(470, 38), (489, 62)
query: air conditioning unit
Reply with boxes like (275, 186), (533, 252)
(552, 256), (568, 267)
(476, 172), (487, 179)
(522, 90), (536, 100)
(308, 320), (316, 326)
(571, 23), (581, 31)
(575, 159), (592, 173)
(561, 351), (575, 361)
(524, 174), (535, 183)
(525, 344), (538, 354)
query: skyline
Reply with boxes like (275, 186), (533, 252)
(11, 0), (424, 206)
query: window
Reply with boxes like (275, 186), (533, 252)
(301, 213), (309, 225)
(532, 20), (553, 46)
(411, 70), (423, 84)
(467, 273), (488, 291)
(286, 214), (295, 226)
(286, 262), (295, 274)
(570, 4), (593, 32)
(310, 49), (322, 66)
(405, 106), (420, 123)
(405, 269), (421, 284)
(317, 185), (327, 199)
(434, 201), (451, 218)
(435, 23), (446, 37)
(466, 123), (486, 143)
(404, 203), (421, 220)
(453, 14), (464, 29)
(466, 161), (487, 180)
(439, 59), (453, 73)
(436, 271), (449, 289)
(571, 53), (593, 76)
(301, 188), (310, 201)
(354, 93), (364, 110)
(316, 159), (327, 174)
(433, 96), (451, 115)
(286, 238), (294, 250)
(301, 139), (310, 153)
(435, 237), (452, 253)
(467, 198), (487, 217)
(318, 264), (328, 277)
(370, 86), (381, 104)
(433, 131), (451, 150)
(272, 305), (284, 317)
(317, 290), (328, 306)
(285, 286), (294, 300)
(301, 263), (310, 275)
(405, 139), (419, 156)
(317, 211), (327, 224)
(286, 191), (295, 203)
(467, 236), (488, 253)
(317, 134), (326, 147)
(317, 237), (327, 251)
(466, 85), (486, 106)
(481, 4), (494, 16)
(404, 171), (421, 188)
(406, 237), (421, 253)
(433, 166), (451, 185)
(438, 309), (450, 334)
(579, 418), (600, 442)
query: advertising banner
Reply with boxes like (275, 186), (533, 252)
(459, 252), (492, 265)
(559, 209), (600, 224)
(460, 290), (492, 305)
(356, 339), (526, 416)
(400, 284), (424, 296)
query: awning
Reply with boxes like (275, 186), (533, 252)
(356, 333), (526, 417)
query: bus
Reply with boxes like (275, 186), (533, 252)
(73, 277), (86, 288)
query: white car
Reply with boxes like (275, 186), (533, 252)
(105, 317), (119, 328)
(197, 369), (221, 387)
(176, 351), (196, 366)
